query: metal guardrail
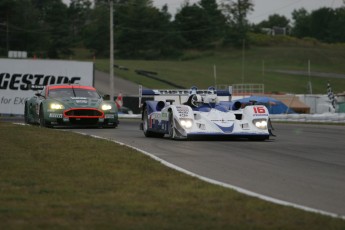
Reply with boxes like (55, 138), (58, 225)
(119, 113), (345, 123)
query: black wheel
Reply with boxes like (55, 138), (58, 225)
(142, 107), (163, 138)
(249, 136), (269, 141)
(39, 106), (51, 128)
(108, 123), (118, 129)
(24, 103), (30, 124)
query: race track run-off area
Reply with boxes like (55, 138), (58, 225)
(71, 120), (345, 219)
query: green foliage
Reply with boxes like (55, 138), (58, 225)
(1, 0), (345, 59)
(45, 1), (71, 58)
(257, 14), (290, 28)
(83, 2), (109, 57)
(115, 0), (175, 59)
(68, 0), (92, 45)
(0, 0), (40, 55)
(222, 0), (254, 47)
(174, 4), (211, 49)
(173, 0), (226, 49)
(179, 50), (214, 61)
(291, 7), (345, 43)
(200, 0), (227, 40)
(248, 33), (323, 47)
(0, 0), (73, 58)
(0, 0), (251, 58)
(291, 8), (311, 38)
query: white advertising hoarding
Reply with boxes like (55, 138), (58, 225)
(0, 59), (94, 115)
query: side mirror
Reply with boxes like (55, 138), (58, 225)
(30, 85), (44, 90)
(166, 99), (175, 105)
(35, 92), (46, 99)
(103, 94), (110, 100)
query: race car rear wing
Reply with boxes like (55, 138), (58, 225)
(141, 87), (231, 96)
(139, 85), (232, 107)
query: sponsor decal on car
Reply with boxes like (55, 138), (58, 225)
(253, 114), (269, 117)
(71, 97), (87, 100)
(49, 113), (63, 118)
(153, 113), (161, 119)
(176, 106), (189, 117)
(75, 100), (88, 104)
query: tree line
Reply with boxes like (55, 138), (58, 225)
(0, 0), (344, 59)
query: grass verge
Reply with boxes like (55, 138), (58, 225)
(1, 122), (345, 229)
(89, 45), (345, 94)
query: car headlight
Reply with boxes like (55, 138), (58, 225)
(102, 104), (112, 111)
(180, 119), (193, 129)
(253, 119), (268, 129)
(50, 103), (64, 110)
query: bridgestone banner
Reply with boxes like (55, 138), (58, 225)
(0, 59), (94, 115)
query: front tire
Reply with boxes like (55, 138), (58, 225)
(24, 103), (30, 124)
(249, 135), (269, 141)
(168, 112), (176, 139)
(142, 107), (163, 138)
(39, 106), (51, 128)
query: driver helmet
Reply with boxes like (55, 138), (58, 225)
(191, 94), (203, 107)
(204, 93), (218, 104)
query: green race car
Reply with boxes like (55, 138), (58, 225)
(24, 84), (119, 128)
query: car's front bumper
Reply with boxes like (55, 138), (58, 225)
(46, 112), (118, 128)
(186, 132), (270, 140)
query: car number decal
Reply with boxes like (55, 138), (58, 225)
(253, 106), (266, 114)
(253, 106), (268, 116)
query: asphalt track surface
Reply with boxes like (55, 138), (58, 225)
(69, 120), (345, 218)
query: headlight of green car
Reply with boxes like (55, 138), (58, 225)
(50, 103), (64, 110)
(101, 104), (112, 111)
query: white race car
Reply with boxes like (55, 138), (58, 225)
(140, 86), (271, 140)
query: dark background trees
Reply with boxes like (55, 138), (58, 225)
(83, 1), (109, 57)
(174, 0), (226, 49)
(114, 0), (174, 58)
(291, 8), (311, 38)
(0, 0), (345, 59)
(221, 0), (253, 47)
(0, 0), (72, 58)
(257, 14), (290, 29)
(291, 6), (345, 43)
